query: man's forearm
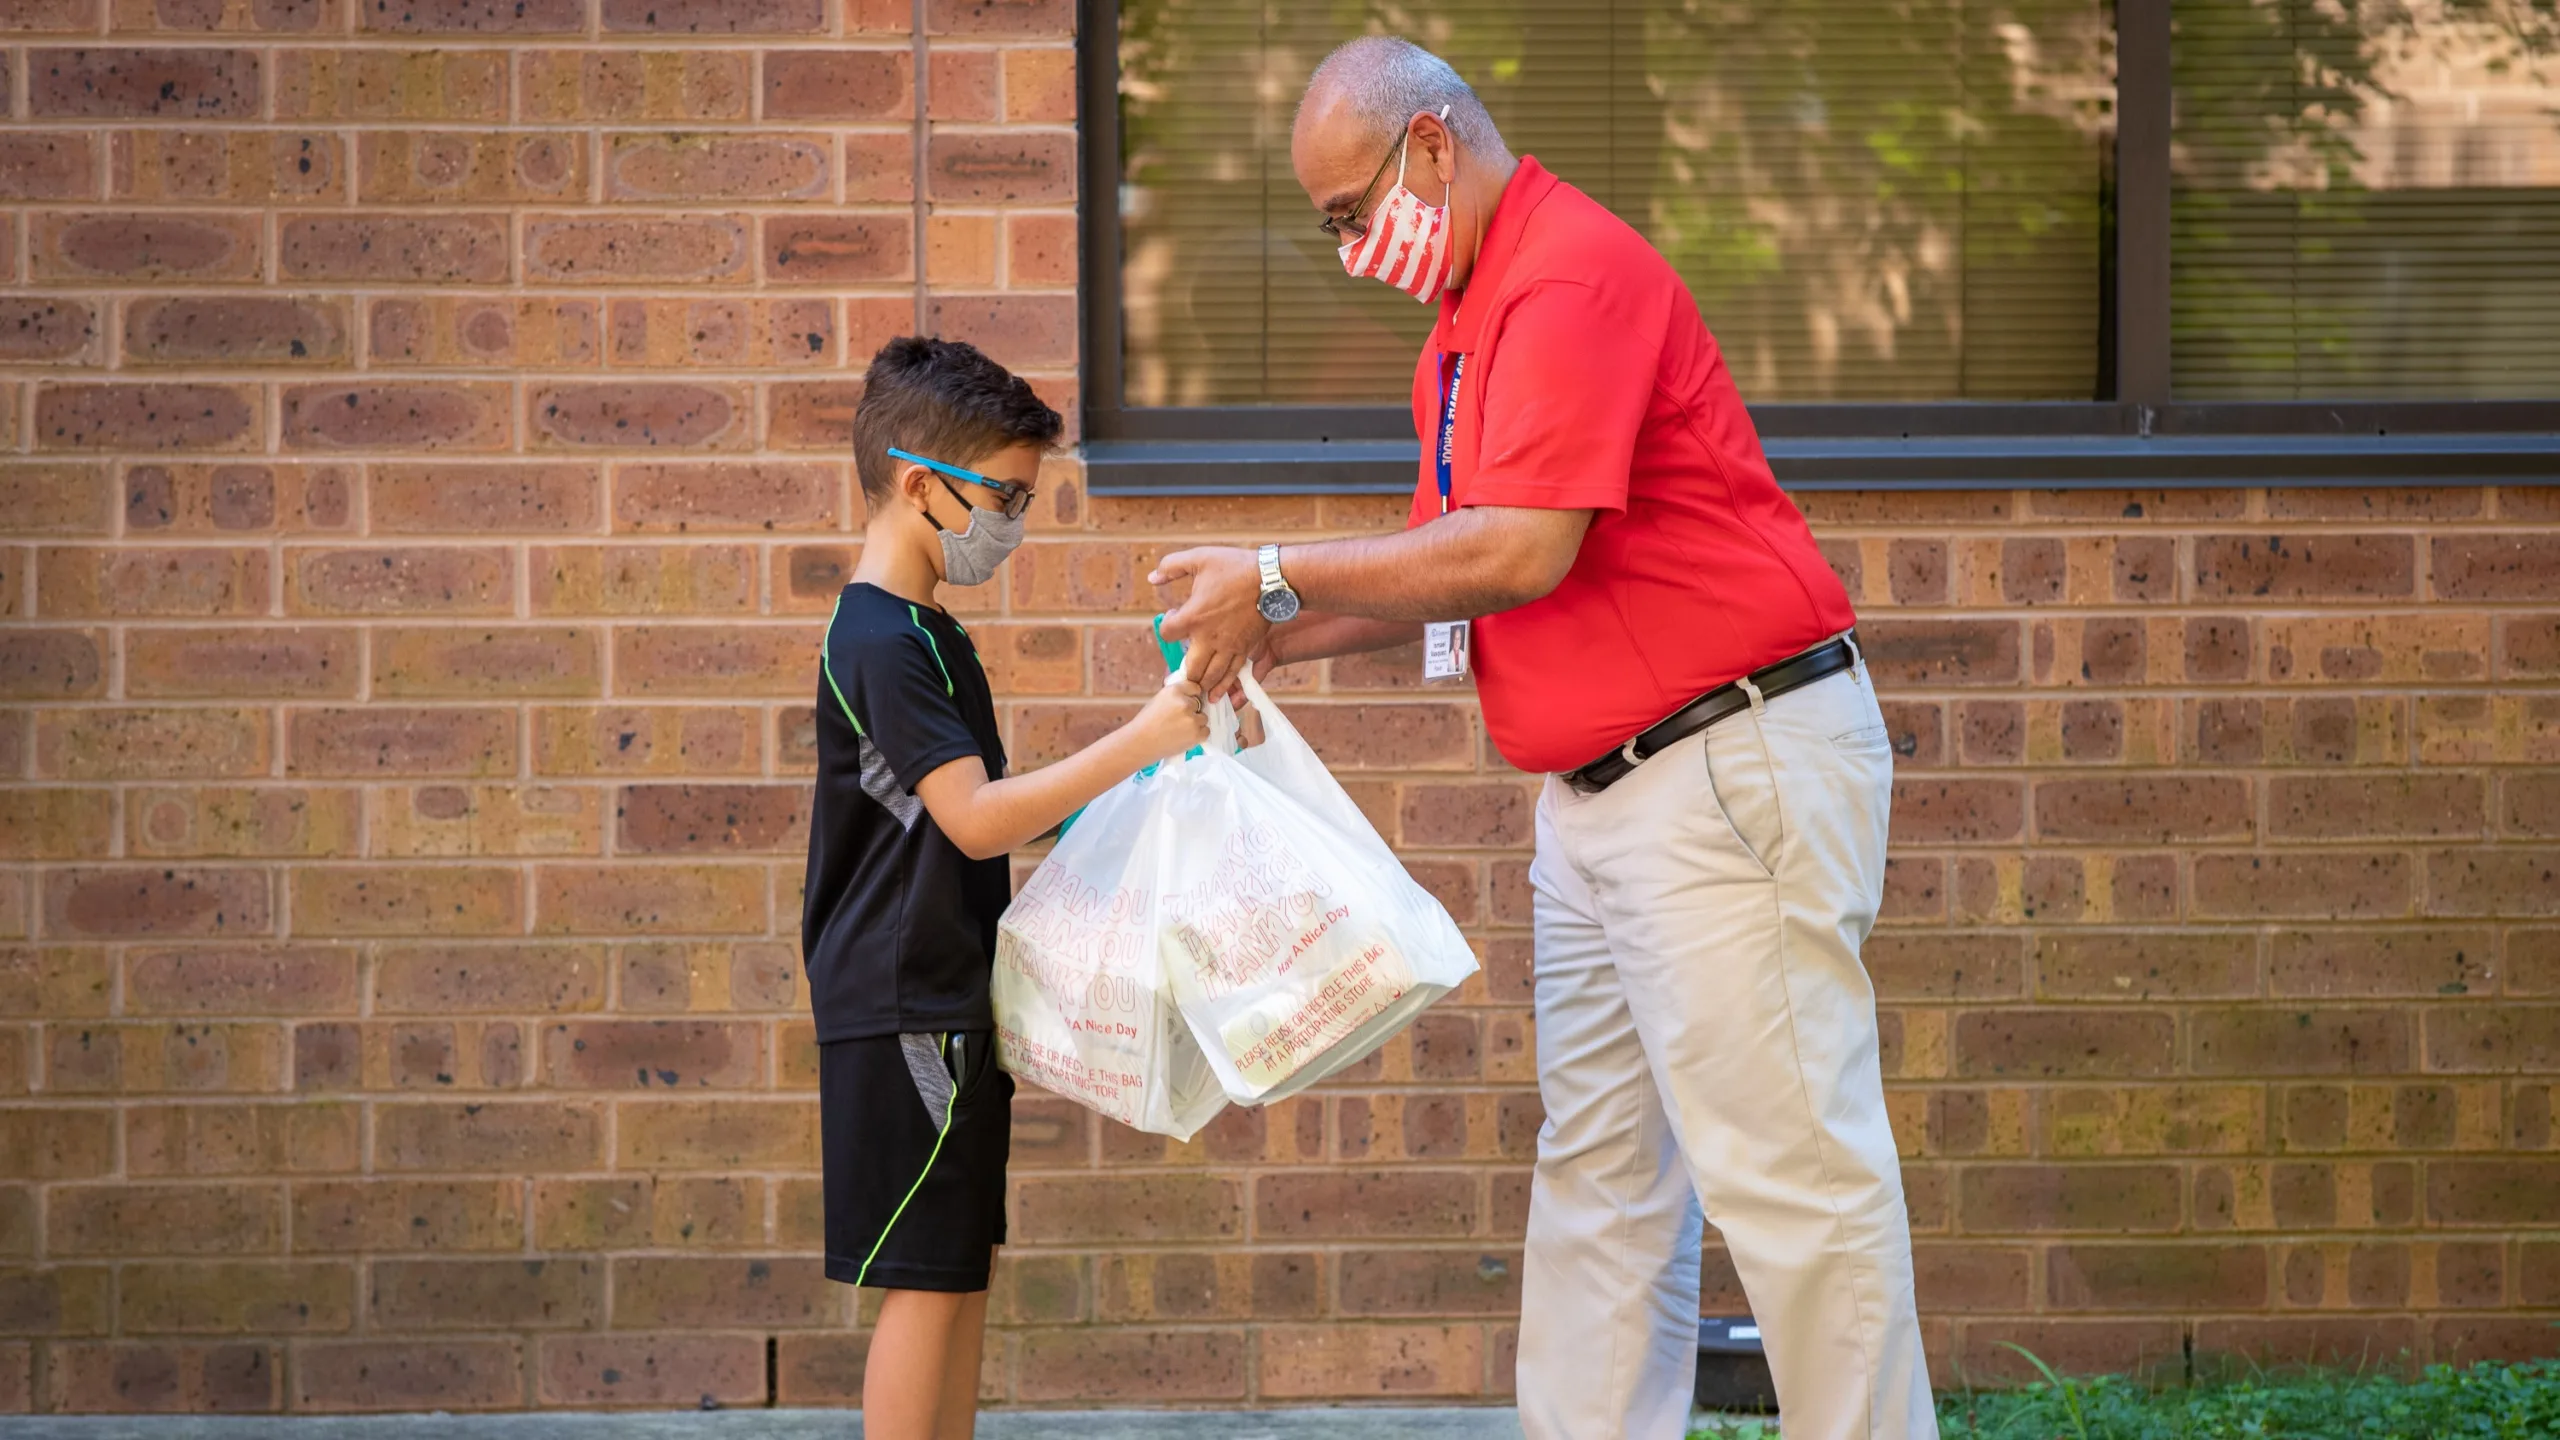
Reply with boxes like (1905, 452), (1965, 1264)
(1280, 508), (1578, 622)
(1270, 613), (1420, 667)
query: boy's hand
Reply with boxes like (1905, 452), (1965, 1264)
(1132, 671), (1211, 761)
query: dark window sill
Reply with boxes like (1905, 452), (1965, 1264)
(1084, 431), (2560, 496)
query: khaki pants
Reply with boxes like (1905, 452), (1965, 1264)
(1515, 661), (1936, 1440)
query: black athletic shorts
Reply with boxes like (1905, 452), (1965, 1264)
(819, 1030), (1012, 1293)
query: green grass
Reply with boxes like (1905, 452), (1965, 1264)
(1688, 1357), (2560, 1440)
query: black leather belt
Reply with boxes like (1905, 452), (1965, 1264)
(1561, 636), (1859, 795)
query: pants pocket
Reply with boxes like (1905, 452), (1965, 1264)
(1699, 716), (1784, 879)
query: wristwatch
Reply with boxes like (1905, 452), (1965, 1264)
(1254, 543), (1301, 622)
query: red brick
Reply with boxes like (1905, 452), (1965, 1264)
(608, 1256), (835, 1327)
(612, 625), (815, 697)
(2501, 613), (2560, 678)
(119, 1260), (352, 1334)
(294, 1339), (524, 1411)
(1399, 783), (1530, 848)
(539, 1019), (762, 1090)
(123, 462), (353, 535)
(606, 297), (835, 370)
(375, 1101), (602, 1172)
(359, 0), (580, 30)
(0, 296), (101, 361)
(0, 628), (105, 700)
(534, 1175), (762, 1250)
(2433, 535), (2560, 601)
(532, 705), (762, 776)
(2268, 774), (2485, 840)
(1888, 778), (2024, 845)
(1259, 1323), (1482, 1399)
(124, 782), (357, 864)
(1958, 1164), (2182, 1233)
(1006, 1175), (1243, 1245)
(37, 545), (268, 617)
(1015, 1327), (1247, 1403)
(36, 383), (259, 453)
(927, 0), (1070, 36)
(1953, 1010), (2174, 1078)
(356, 130), (584, 204)
(612, 461), (843, 532)
(2427, 1160), (2560, 1226)
(370, 464), (601, 534)
(291, 865), (521, 936)
(371, 1258), (600, 1330)
(615, 1099), (816, 1169)
(371, 295), (600, 368)
(763, 214), (913, 283)
(2193, 533), (2414, 600)
(0, 1265), (109, 1338)
(45, 1341), (282, 1413)
(2192, 852), (2412, 920)
(1336, 1248), (1521, 1316)
(2046, 1243), (2268, 1311)
(125, 944), (356, 1015)
(929, 48), (996, 121)
(531, 382), (748, 451)
(2190, 1008), (2411, 1076)
(2034, 933), (2257, 1001)
(607, 132), (830, 201)
(281, 382), (511, 453)
(615, 784), (810, 854)
(524, 215), (752, 284)
(2427, 848), (2560, 916)
(44, 867), (271, 939)
(286, 546), (510, 615)
(371, 943), (603, 1015)
(372, 627), (601, 699)
(122, 295), (347, 368)
(33, 212), (256, 282)
(2193, 1317), (2421, 1371)
(762, 49), (911, 119)
(537, 1335), (762, 1407)
(1255, 1170), (1476, 1240)
(930, 293), (1075, 369)
(532, 864), (768, 935)
(0, 0), (97, 30)
(107, 128), (348, 204)
(32, 47), (261, 116)
(2423, 1007), (2560, 1074)
(1862, 934), (2025, 1002)
(928, 130), (1075, 203)
(2268, 928), (2492, 998)
(531, 545), (754, 615)
(1859, 619), (2022, 687)
(36, 707), (270, 780)
(49, 1183), (283, 1256)
(279, 214), (506, 283)
(286, 706), (516, 776)
(0, 132), (99, 200)
(290, 1178), (523, 1252)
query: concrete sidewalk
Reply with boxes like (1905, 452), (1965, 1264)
(0, 1410), (1534, 1440)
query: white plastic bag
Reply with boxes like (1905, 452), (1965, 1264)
(993, 657), (1478, 1133)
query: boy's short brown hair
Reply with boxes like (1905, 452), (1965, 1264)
(851, 336), (1063, 511)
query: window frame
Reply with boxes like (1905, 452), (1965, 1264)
(1075, 0), (2560, 494)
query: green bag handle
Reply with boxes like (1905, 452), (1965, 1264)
(1056, 614), (1199, 841)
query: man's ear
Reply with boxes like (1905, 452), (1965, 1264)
(1413, 111), (1458, 185)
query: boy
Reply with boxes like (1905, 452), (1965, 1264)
(803, 337), (1207, 1440)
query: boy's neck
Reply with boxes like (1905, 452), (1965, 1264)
(850, 520), (945, 609)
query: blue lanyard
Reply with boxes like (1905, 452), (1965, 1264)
(1435, 351), (1467, 516)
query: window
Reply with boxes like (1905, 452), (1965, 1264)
(1078, 0), (2560, 491)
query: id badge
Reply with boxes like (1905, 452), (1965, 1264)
(1423, 620), (1471, 682)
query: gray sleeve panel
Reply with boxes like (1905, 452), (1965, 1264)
(858, 732), (925, 831)
(899, 1031), (955, 1128)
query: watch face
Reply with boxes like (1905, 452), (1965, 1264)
(1257, 588), (1301, 623)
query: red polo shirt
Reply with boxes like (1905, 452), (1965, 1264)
(1407, 157), (1856, 775)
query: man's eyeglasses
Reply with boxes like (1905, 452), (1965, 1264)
(1317, 134), (1407, 242)
(888, 447), (1035, 520)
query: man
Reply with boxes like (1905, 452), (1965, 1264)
(1150, 36), (1937, 1440)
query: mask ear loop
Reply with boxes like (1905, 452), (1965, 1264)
(1392, 104), (1452, 193)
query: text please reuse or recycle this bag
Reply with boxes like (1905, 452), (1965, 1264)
(992, 639), (1479, 1139)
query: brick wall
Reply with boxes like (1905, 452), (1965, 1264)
(2, 0), (2557, 1416)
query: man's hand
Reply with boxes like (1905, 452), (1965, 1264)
(1150, 545), (1269, 696)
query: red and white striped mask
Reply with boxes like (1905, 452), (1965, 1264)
(1337, 111), (1456, 305)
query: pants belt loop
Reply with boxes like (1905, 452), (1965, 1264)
(1841, 630), (1862, 669)
(1737, 673), (1767, 718)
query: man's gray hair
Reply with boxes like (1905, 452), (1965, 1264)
(1301, 36), (1510, 160)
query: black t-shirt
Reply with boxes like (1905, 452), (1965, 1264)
(801, 583), (1011, 1042)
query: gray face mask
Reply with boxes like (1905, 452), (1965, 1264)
(934, 500), (1025, 587)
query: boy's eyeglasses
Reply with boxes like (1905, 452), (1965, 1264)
(1317, 135), (1405, 242)
(888, 447), (1035, 520)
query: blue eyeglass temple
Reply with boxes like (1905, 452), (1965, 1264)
(886, 447), (1017, 497)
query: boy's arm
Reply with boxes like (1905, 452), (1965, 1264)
(913, 676), (1205, 861)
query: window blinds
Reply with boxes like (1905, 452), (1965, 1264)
(1116, 0), (2118, 409)
(2171, 0), (2560, 399)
